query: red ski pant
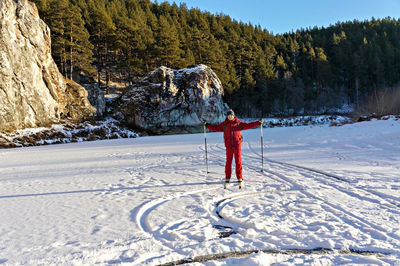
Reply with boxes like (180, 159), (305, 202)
(225, 146), (242, 180)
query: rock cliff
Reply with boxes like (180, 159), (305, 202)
(0, 0), (95, 131)
(115, 64), (229, 134)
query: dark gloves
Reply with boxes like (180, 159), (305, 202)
(201, 120), (208, 126)
(259, 118), (264, 124)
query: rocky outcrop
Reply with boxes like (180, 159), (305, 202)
(82, 83), (106, 118)
(0, 0), (95, 131)
(115, 64), (229, 134)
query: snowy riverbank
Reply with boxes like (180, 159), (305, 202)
(0, 119), (137, 148)
(0, 115), (352, 149)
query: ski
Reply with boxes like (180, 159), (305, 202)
(223, 179), (243, 189)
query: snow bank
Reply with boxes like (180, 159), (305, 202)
(0, 119), (137, 148)
(242, 115), (352, 128)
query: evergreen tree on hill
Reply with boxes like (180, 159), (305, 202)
(86, 0), (115, 89)
(154, 15), (183, 67)
(33, 0), (93, 80)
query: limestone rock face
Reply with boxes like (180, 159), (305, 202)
(116, 64), (229, 134)
(0, 0), (95, 131)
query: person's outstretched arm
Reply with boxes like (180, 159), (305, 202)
(234, 119), (263, 131)
(204, 120), (226, 132)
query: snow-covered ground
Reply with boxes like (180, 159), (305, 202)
(0, 118), (399, 265)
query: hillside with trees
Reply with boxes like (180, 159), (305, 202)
(31, 0), (400, 117)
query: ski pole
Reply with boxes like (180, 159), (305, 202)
(204, 123), (209, 174)
(260, 121), (264, 172)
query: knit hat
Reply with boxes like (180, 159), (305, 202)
(226, 109), (235, 116)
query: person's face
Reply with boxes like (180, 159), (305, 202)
(227, 114), (234, 120)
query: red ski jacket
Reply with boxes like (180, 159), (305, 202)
(206, 117), (260, 148)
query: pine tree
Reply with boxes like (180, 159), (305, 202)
(108, 0), (137, 83)
(154, 15), (183, 67)
(86, 0), (116, 89)
(65, 3), (94, 80)
(183, 48), (195, 66)
(37, 0), (93, 80)
(41, 0), (69, 76)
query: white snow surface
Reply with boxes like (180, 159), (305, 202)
(1, 118), (400, 265)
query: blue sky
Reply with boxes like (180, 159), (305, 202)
(156, 0), (400, 34)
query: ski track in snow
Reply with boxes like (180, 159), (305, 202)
(133, 139), (399, 264)
(203, 137), (400, 259)
(1, 120), (400, 265)
(243, 141), (400, 247)
(211, 143), (400, 238)
(245, 141), (400, 207)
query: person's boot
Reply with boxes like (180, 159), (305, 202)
(224, 178), (230, 189)
(238, 179), (243, 189)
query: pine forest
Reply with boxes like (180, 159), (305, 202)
(31, 0), (400, 117)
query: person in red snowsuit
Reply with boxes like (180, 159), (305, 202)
(204, 109), (263, 188)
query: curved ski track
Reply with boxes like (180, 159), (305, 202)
(132, 141), (398, 264)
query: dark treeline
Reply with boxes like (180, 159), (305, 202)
(31, 0), (400, 116)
